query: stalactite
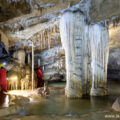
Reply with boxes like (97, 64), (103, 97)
(43, 31), (46, 49)
(45, 30), (47, 49)
(86, 24), (109, 96)
(60, 11), (109, 98)
(53, 26), (56, 33)
(38, 35), (40, 49)
(40, 33), (43, 50)
(48, 33), (51, 49)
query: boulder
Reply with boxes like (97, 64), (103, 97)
(112, 98), (120, 112)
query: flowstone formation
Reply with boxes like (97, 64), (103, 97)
(87, 24), (109, 96)
(60, 10), (109, 98)
(0, 0), (120, 99)
(7, 49), (37, 90)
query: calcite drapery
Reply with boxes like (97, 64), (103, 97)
(84, 24), (109, 96)
(60, 11), (109, 98)
(13, 49), (25, 67)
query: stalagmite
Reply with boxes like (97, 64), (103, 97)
(32, 41), (34, 91)
(60, 11), (85, 98)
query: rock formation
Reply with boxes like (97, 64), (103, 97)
(0, 0), (120, 97)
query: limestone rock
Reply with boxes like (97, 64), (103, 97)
(35, 46), (65, 81)
(7, 63), (37, 90)
(112, 98), (120, 112)
(89, 0), (120, 22)
(7, 70), (21, 90)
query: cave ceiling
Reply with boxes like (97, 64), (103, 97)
(0, 0), (120, 51)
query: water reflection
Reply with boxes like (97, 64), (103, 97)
(19, 80), (119, 118)
(0, 80), (119, 120)
(22, 92), (113, 116)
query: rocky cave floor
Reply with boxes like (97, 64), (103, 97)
(0, 81), (119, 120)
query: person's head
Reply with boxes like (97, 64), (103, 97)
(37, 65), (40, 69)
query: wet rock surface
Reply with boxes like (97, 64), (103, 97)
(89, 0), (120, 22)
(0, 93), (29, 117)
(112, 98), (120, 112)
(0, 0), (31, 22)
(35, 46), (65, 81)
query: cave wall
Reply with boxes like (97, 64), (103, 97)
(108, 48), (120, 80)
(107, 25), (120, 80)
(0, 0), (31, 22)
(0, 0), (120, 90)
(89, 0), (120, 22)
(0, 30), (9, 48)
(35, 46), (65, 82)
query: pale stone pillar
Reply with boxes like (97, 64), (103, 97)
(60, 11), (85, 98)
(17, 49), (25, 67)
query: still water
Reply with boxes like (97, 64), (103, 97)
(20, 81), (119, 119)
(0, 80), (120, 120)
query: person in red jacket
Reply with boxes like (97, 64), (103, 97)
(0, 65), (7, 92)
(36, 65), (43, 87)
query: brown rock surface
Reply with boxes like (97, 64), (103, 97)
(112, 98), (120, 112)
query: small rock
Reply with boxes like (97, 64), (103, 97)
(112, 98), (120, 112)
(90, 87), (107, 96)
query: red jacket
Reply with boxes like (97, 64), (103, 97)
(0, 68), (7, 92)
(36, 69), (43, 79)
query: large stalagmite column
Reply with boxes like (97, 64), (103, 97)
(60, 11), (85, 98)
(60, 10), (109, 98)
